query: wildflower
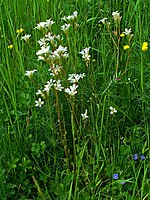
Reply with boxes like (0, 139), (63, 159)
(35, 98), (44, 107)
(61, 24), (71, 33)
(110, 106), (117, 115)
(37, 38), (47, 47)
(99, 18), (108, 24)
(49, 64), (62, 76)
(16, 28), (24, 34)
(123, 28), (132, 35)
(123, 45), (130, 50)
(81, 109), (89, 120)
(142, 42), (148, 51)
(43, 79), (55, 92)
(65, 84), (78, 96)
(112, 11), (122, 23)
(25, 70), (37, 78)
(79, 47), (91, 62)
(8, 44), (13, 49)
(73, 11), (78, 18)
(132, 154), (138, 161)
(140, 155), (145, 160)
(45, 18), (55, 28)
(120, 33), (125, 37)
(54, 80), (64, 91)
(113, 174), (119, 180)
(121, 181), (126, 185)
(36, 46), (50, 56)
(21, 34), (31, 42)
(115, 77), (121, 81)
(34, 22), (47, 30)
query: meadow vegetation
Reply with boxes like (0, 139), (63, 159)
(0, 0), (149, 199)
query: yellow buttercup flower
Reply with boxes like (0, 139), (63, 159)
(8, 44), (13, 49)
(16, 28), (24, 34)
(123, 45), (130, 50)
(142, 42), (148, 51)
(120, 33), (125, 37)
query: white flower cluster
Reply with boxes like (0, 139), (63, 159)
(61, 11), (78, 22)
(34, 19), (55, 30)
(68, 73), (86, 83)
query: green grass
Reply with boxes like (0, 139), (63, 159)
(0, 0), (150, 199)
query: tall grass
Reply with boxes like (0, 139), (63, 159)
(0, 0), (149, 199)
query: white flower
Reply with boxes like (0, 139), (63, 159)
(110, 106), (117, 115)
(46, 19), (55, 28)
(99, 18), (108, 24)
(61, 24), (71, 32)
(79, 47), (91, 62)
(35, 98), (44, 107)
(25, 70), (37, 78)
(45, 32), (55, 42)
(21, 34), (31, 41)
(36, 89), (43, 95)
(68, 73), (85, 83)
(73, 11), (78, 18)
(65, 84), (78, 96)
(68, 74), (81, 83)
(37, 55), (45, 61)
(81, 109), (89, 120)
(123, 28), (132, 35)
(34, 22), (47, 30)
(54, 80), (64, 91)
(37, 38), (47, 47)
(43, 79), (55, 92)
(36, 46), (50, 56)
(49, 64), (62, 76)
(112, 11), (122, 23)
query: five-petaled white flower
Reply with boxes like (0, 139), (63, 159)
(110, 106), (117, 115)
(35, 98), (44, 107)
(65, 84), (78, 96)
(112, 11), (122, 23)
(21, 34), (31, 42)
(54, 80), (64, 91)
(123, 28), (132, 35)
(61, 24), (71, 32)
(79, 47), (91, 62)
(81, 109), (89, 120)
(25, 70), (37, 78)
(36, 46), (50, 56)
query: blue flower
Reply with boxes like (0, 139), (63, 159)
(121, 181), (126, 185)
(113, 174), (119, 180)
(140, 155), (145, 160)
(132, 154), (138, 161)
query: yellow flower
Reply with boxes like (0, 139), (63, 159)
(142, 42), (148, 51)
(8, 44), (13, 49)
(123, 45), (130, 50)
(120, 33), (125, 37)
(16, 28), (24, 34)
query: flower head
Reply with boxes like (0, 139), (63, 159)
(123, 28), (132, 35)
(16, 28), (24, 34)
(36, 46), (50, 56)
(79, 47), (91, 62)
(8, 44), (13, 49)
(142, 42), (148, 51)
(35, 98), (44, 107)
(21, 34), (31, 42)
(34, 22), (47, 30)
(123, 45), (130, 50)
(113, 174), (119, 180)
(132, 153), (138, 161)
(110, 106), (117, 115)
(54, 80), (64, 91)
(65, 84), (78, 96)
(140, 155), (145, 160)
(81, 109), (89, 121)
(112, 11), (122, 23)
(25, 70), (37, 78)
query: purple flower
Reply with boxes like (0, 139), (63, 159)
(121, 181), (126, 185)
(132, 154), (138, 161)
(140, 155), (145, 160)
(113, 174), (119, 180)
